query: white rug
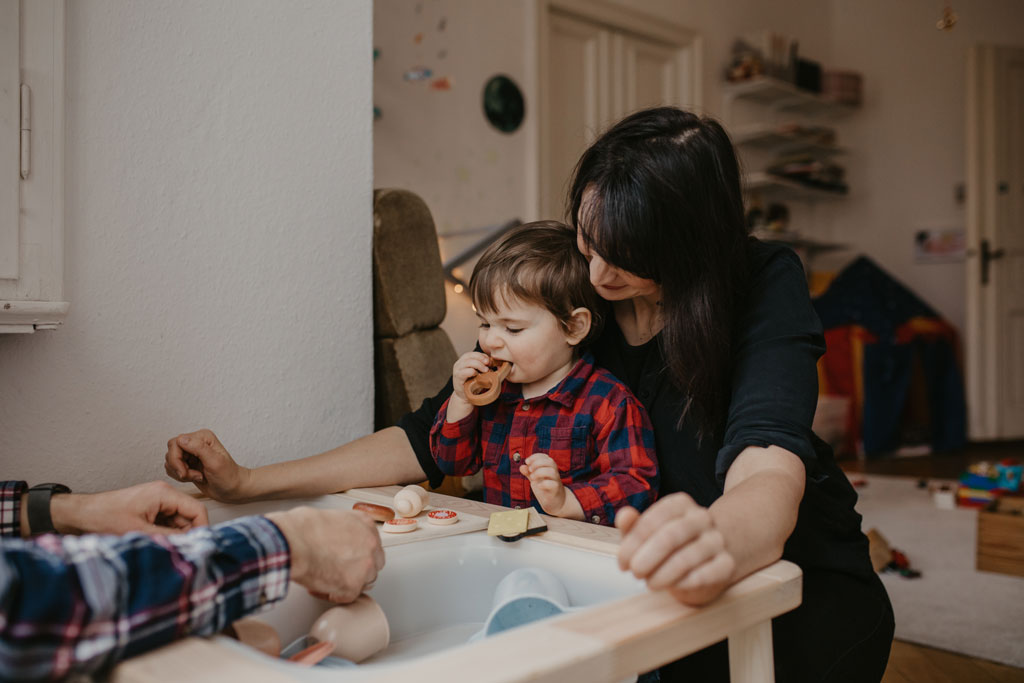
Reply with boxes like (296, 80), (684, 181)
(852, 473), (1024, 667)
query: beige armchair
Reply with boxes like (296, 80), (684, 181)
(372, 189), (464, 495)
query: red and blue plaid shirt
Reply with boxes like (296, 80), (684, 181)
(0, 480), (290, 680)
(430, 353), (658, 525)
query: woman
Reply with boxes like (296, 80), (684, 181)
(166, 108), (893, 681)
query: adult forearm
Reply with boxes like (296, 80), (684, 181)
(0, 517), (289, 680)
(244, 427), (428, 500)
(709, 446), (804, 583)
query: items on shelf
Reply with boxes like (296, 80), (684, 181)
(822, 70), (863, 106)
(725, 31), (863, 104)
(766, 153), (848, 194)
(745, 202), (790, 233)
(726, 32), (796, 83)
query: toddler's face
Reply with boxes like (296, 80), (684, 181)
(476, 296), (577, 390)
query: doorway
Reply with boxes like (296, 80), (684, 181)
(966, 44), (1024, 440)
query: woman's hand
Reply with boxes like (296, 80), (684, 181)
(164, 429), (252, 502)
(615, 493), (736, 606)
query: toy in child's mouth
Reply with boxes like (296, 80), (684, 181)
(464, 360), (512, 406)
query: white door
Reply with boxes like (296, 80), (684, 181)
(966, 45), (1024, 439)
(540, 12), (607, 221)
(616, 33), (684, 119)
(538, 3), (699, 221)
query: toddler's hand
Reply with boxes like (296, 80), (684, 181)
(451, 351), (493, 402)
(520, 453), (567, 515)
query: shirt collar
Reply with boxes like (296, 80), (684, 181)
(498, 352), (595, 408)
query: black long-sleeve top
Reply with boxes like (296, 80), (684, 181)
(399, 240), (874, 580)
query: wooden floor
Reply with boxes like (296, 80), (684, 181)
(842, 439), (1024, 479)
(843, 441), (1024, 682)
(883, 641), (1024, 683)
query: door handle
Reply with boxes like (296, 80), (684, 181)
(980, 239), (1005, 286)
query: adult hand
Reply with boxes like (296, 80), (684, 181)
(165, 429), (252, 502)
(266, 507), (385, 604)
(49, 481), (209, 536)
(615, 492), (736, 606)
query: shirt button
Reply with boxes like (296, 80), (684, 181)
(521, 403), (530, 411)
(591, 515), (601, 524)
(512, 452), (521, 462)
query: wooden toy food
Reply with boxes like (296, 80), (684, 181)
(352, 502), (396, 522)
(287, 640), (334, 666)
(463, 360), (512, 406)
(393, 484), (430, 517)
(381, 517), (418, 533)
(427, 509), (459, 525)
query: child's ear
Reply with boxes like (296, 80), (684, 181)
(564, 307), (592, 346)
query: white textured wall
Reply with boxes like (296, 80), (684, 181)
(0, 1), (373, 491)
(373, 0), (535, 353)
(824, 0), (1024, 336)
(376, 0), (1024, 346)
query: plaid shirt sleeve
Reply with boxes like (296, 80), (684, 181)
(568, 393), (659, 526)
(429, 398), (484, 477)
(0, 481), (27, 538)
(0, 515), (290, 680)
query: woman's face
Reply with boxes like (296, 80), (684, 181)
(575, 228), (659, 302)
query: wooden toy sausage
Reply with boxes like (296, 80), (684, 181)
(464, 361), (512, 406)
(352, 502), (395, 522)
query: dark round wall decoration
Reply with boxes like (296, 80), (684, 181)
(483, 75), (525, 133)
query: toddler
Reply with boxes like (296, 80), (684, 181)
(429, 221), (657, 525)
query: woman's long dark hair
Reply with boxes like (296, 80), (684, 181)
(568, 107), (750, 439)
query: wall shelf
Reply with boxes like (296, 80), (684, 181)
(744, 171), (847, 201)
(751, 230), (846, 258)
(731, 123), (846, 157)
(723, 76), (858, 117)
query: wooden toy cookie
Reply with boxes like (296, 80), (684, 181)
(464, 360), (512, 406)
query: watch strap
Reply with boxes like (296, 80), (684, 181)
(26, 483), (71, 535)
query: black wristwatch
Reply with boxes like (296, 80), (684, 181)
(26, 483), (72, 535)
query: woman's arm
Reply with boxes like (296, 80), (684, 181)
(617, 246), (817, 605)
(615, 445), (803, 606)
(707, 445), (804, 582)
(165, 427), (428, 502)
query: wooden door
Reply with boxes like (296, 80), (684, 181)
(967, 45), (1024, 439)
